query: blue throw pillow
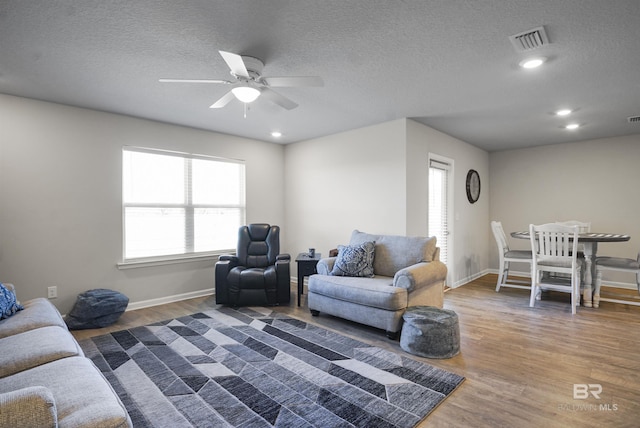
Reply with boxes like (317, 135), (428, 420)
(330, 241), (375, 277)
(0, 283), (24, 319)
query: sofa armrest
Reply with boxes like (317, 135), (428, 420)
(0, 386), (57, 428)
(393, 260), (447, 292)
(316, 257), (337, 275)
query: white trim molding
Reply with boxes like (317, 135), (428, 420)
(126, 288), (215, 311)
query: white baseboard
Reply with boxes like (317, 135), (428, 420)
(126, 288), (215, 311)
(451, 268), (492, 288)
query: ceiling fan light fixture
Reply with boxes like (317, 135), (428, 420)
(232, 86), (260, 103)
(556, 109), (572, 116)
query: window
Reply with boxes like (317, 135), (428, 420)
(428, 157), (451, 268)
(122, 147), (245, 262)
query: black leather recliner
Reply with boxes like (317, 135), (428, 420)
(215, 224), (291, 306)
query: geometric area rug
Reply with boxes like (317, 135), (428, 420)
(79, 307), (465, 427)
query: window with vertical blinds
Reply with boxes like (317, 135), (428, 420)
(122, 147), (245, 262)
(428, 158), (449, 265)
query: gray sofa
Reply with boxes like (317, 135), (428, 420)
(308, 230), (448, 339)
(0, 283), (132, 428)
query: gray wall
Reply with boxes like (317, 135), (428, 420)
(489, 134), (640, 286)
(284, 118), (490, 288)
(284, 119), (408, 258)
(406, 120), (490, 287)
(0, 94), (285, 312)
(9, 91), (634, 311)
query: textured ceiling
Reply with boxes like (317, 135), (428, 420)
(1, 1), (639, 151)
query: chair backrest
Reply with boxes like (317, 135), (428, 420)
(555, 220), (590, 252)
(349, 230), (438, 276)
(529, 223), (580, 271)
(236, 224), (280, 268)
(491, 221), (509, 255)
(555, 220), (591, 233)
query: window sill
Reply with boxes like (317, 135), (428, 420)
(117, 252), (232, 270)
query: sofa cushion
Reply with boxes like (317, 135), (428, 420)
(309, 275), (407, 311)
(350, 230), (437, 277)
(0, 283), (23, 320)
(0, 386), (57, 428)
(330, 241), (375, 277)
(0, 356), (131, 428)
(0, 298), (67, 339)
(0, 326), (83, 378)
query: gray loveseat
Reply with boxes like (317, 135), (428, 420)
(308, 230), (447, 339)
(0, 283), (132, 428)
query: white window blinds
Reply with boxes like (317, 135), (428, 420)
(123, 147), (245, 261)
(428, 158), (449, 266)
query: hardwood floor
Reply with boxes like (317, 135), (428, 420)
(72, 275), (640, 428)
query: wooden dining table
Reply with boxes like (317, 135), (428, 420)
(511, 231), (631, 308)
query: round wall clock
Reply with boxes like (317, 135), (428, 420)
(466, 169), (481, 204)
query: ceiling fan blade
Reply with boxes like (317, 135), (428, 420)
(219, 51), (250, 78)
(209, 90), (236, 109)
(260, 88), (298, 110)
(159, 78), (231, 84)
(262, 76), (324, 87)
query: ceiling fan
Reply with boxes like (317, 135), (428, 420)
(159, 50), (323, 111)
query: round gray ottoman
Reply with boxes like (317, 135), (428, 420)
(400, 306), (460, 359)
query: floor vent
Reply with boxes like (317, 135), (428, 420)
(509, 26), (549, 52)
(628, 116), (640, 123)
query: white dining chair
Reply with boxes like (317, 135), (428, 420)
(491, 221), (532, 292)
(594, 250), (640, 308)
(555, 220), (591, 254)
(529, 223), (582, 314)
(555, 220), (591, 232)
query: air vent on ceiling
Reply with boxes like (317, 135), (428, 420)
(628, 116), (640, 123)
(509, 26), (549, 52)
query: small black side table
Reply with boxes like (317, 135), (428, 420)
(295, 252), (321, 306)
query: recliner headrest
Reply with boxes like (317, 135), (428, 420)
(247, 223), (271, 241)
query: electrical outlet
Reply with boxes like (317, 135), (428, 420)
(47, 286), (57, 299)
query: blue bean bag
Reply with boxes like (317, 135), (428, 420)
(65, 289), (129, 330)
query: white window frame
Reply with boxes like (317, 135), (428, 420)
(428, 153), (454, 286)
(118, 146), (245, 269)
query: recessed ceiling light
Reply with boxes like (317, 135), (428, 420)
(519, 57), (546, 69)
(556, 109), (572, 116)
(271, 131), (282, 138)
(565, 123), (580, 130)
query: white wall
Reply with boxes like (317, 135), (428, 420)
(489, 134), (640, 285)
(0, 94), (285, 312)
(284, 118), (490, 287)
(284, 119), (408, 262)
(406, 120), (490, 287)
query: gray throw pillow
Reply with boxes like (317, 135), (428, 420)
(330, 241), (375, 277)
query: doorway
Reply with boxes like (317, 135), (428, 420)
(428, 155), (453, 285)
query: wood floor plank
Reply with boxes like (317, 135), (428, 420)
(72, 274), (640, 427)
